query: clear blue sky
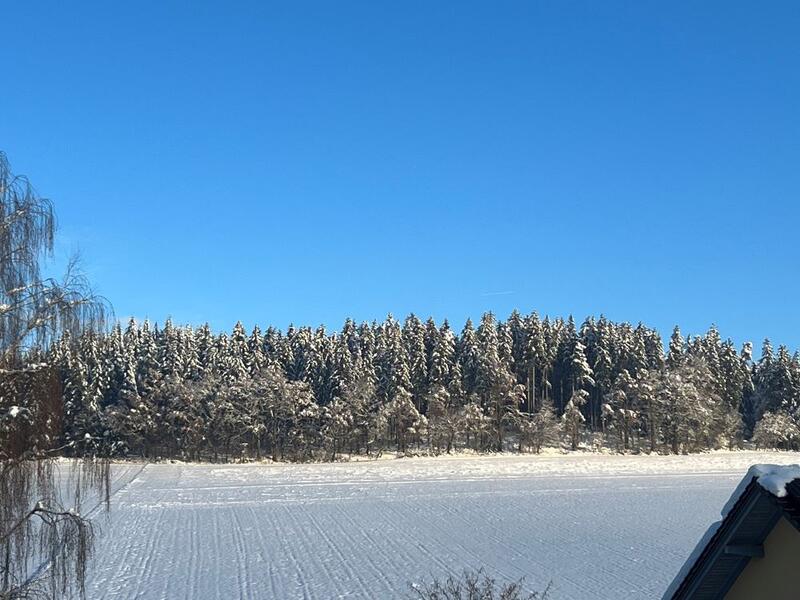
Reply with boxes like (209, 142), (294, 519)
(2, 2), (799, 349)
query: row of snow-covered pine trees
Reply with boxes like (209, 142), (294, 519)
(49, 311), (800, 461)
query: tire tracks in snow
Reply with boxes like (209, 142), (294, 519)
(276, 504), (312, 598)
(404, 486), (596, 597)
(242, 504), (279, 599)
(185, 507), (200, 600)
(326, 502), (397, 595)
(301, 503), (374, 598)
(131, 473), (169, 599)
(229, 505), (254, 599)
(284, 501), (345, 599)
(77, 462), (746, 599)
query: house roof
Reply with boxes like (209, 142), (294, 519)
(664, 464), (800, 600)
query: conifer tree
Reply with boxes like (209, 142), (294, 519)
(457, 319), (480, 397)
(403, 314), (428, 411)
(246, 325), (266, 375)
(523, 312), (546, 413)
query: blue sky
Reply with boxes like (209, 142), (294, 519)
(2, 2), (799, 349)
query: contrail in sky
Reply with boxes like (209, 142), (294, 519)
(480, 291), (515, 297)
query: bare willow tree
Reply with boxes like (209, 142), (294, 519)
(0, 152), (109, 599)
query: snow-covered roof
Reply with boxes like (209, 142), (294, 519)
(664, 463), (800, 600)
(748, 464), (800, 498)
(721, 464), (800, 518)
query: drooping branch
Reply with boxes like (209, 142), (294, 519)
(0, 151), (111, 600)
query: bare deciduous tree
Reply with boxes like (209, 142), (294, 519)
(409, 569), (551, 600)
(0, 151), (109, 599)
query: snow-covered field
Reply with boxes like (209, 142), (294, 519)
(76, 451), (800, 599)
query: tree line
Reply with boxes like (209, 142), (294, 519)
(43, 312), (800, 462)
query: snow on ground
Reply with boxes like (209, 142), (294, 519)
(76, 451), (800, 599)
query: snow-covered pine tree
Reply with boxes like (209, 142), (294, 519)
(158, 318), (183, 378)
(562, 392), (587, 451)
(330, 333), (355, 401)
(382, 386), (424, 454)
(497, 321), (514, 383)
(633, 370), (662, 453)
(476, 313), (519, 450)
(528, 396), (560, 453)
(553, 316), (576, 410)
(356, 321), (378, 388)
(340, 376), (378, 455)
(246, 325), (266, 375)
(179, 325), (202, 381)
(456, 319), (480, 397)
(307, 325), (335, 405)
(541, 316), (560, 406)
(627, 325), (649, 377)
(667, 326), (684, 369)
(376, 315), (411, 405)
(602, 370), (634, 451)
(523, 312), (546, 413)
(593, 342), (614, 425)
(403, 314), (428, 411)
(752, 411), (800, 450)
(508, 310), (527, 385)
(283, 325), (308, 382)
(321, 396), (353, 461)
(61, 338), (95, 451)
(570, 339), (594, 393)
(425, 383), (457, 454)
(423, 317), (440, 379)
(274, 325), (296, 378)
(428, 321), (453, 387)
(460, 399), (486, 451)
(261, 325), (282, 365)
(227, 320), (251, 382)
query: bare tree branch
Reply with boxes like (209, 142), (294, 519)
(0, 151), (110, 600)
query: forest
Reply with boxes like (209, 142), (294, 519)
(38, 312), (800, 461)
